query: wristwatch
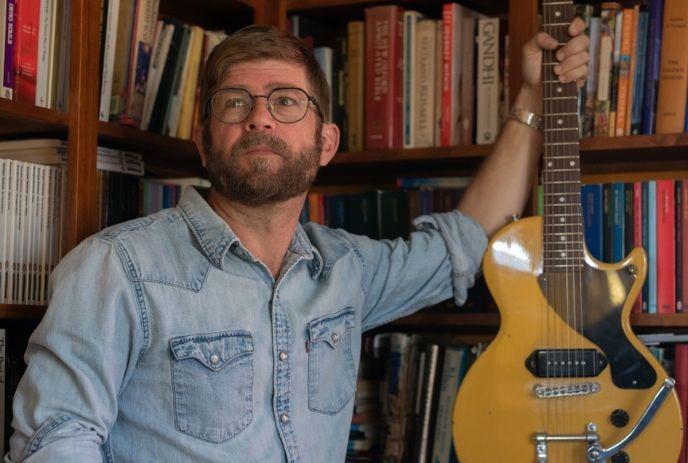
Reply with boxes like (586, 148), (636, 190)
(506, 107), (543, 131)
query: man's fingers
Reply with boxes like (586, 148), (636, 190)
(569, 17), (586, 37)
(556, 34), (590, 61)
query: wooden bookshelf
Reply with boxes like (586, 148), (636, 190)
(389, 309), (688, 333)
(0, 305), (48, 320)
(0, 99), (68, 138)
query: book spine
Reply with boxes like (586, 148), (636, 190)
(648, 180), (658, 314)
(642, 0), (665, 135)
(13, 0), (40, 105)
(633, 181), (643, 313)
(365, 5), (404, 150)
(657, 179), (676, 313)
(609, 9), (624, 136)
(99, 0), (121, 121)
(614, 8), (633, 137)
(631, 11), (648, 135)
(414, 18), (435, 148)
(594, 7), (616, 136)
(402, 11), (419, 149)
(433, 20), (442, 147)
(583, 17), (600, 138)
(676, 180), (683, 312)
(460, 14), (476, 145)
(612, 182), (625, 261)
(642, 181), (650, 312)
(347, 21), (364, 152)
(682, 180), (688, 311)
(2, 0), (15, 99)
(440, 3), (454, 147)
(34, 0), (51, 108)
(674, 343), (688, 463)
(623, 6), (639, 136)
(476, 17), (499, 145)
(656, 0), (688, 133)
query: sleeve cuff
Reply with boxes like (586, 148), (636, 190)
(412, 210), (488, 306)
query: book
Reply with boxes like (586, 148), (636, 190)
(403, 11), (422, 149)
(642, 0), (665, 135)
(176, 25), (203, 140)
(655, 0), (688, 133)
(99, 0), (120, 121)
(2, 0), (15, 99)
(657, 179), (675, 313)
(13, 0), (40, 104)
(346, 21), (364, 152)
(109, 0), (136, 120)
(476, 17), (501, 145)
(582, 184), (603, 261)
(414, 19), (436, 149)
(364, 5), (404, 150)
(440, 3), (464, 147)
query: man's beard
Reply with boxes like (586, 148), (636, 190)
(203, 128), (322, 207)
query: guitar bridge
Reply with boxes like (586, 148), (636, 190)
(534, 382), (600, 399)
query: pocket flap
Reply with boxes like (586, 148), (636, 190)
(307, 308), (355, 348)
(170, 330), (253, 370)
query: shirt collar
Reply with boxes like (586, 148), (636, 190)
(178, 187), (323, 277)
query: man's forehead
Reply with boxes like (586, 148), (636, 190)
(221, 59), (310, 92)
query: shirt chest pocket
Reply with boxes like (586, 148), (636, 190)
(306, 308), (356, 414)
(169, 330), (254, 443)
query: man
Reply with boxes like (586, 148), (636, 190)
(7, 21), (589, 463)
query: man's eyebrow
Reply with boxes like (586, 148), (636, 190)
(221, 82), (305, 92)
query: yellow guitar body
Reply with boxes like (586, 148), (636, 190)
(453, 216), (683, 462)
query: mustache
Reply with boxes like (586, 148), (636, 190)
(230, 132), (290, 158)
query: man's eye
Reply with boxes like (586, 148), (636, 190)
(226, 99), (248, 109)
(275, 97), (296, 106)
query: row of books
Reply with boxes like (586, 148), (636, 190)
(99, 0), (227, 139)
(301, 182), (469, 240)
(0, 0), (71, 110)
(0, 159), (65, 305)
(576, 0), (688, 138)
(555, 180), (688, 314)
(347, 333), (481, 463)
(290, 2), (508, 152)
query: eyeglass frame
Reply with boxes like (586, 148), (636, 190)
(207, 87), (325, 124)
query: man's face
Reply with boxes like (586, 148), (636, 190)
(200, 59), (329, 207)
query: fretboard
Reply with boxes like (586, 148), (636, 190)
(541, 0), (583, 272)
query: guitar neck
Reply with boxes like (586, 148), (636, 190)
(541, 0), (583, 272)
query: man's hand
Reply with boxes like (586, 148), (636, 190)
(522, 17), (590, 92)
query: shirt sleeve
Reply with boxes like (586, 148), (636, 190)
(351, 209), (488, 332)
(6, 236), (146, 463)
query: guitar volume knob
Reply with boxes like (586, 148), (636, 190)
(610, 409), (630, 428)
(610, 451), (630, 463)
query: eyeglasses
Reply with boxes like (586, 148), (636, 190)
(209, 87), (324, 124)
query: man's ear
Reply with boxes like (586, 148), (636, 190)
(319, 122), (340, 167)
(193, 125), (208, 168)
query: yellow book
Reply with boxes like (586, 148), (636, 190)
(177, 26), (205, 140)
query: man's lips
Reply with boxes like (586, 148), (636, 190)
(242, 146), (278, 156)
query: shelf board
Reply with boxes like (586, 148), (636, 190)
(0, 99), (68, 137)
(159, 0), (253, 31)
(0, 304), (47, 319)
(98, 122), (204, 177)
(388, 310), (688, 333)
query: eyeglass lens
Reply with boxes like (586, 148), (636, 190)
(212, 88), (311, 123)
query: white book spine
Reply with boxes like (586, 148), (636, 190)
(0, 327), (5, 457)
(476, 17), (500, 145)
(35, 0), (53, 108)
(99, 0), (121, 121)
(39, 164), (49, 303)
(4, 162), (17, 303)
(313, 47), (333, 122)
(0, 162), (7, 302)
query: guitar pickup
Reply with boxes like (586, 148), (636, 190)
(526, 349), (608, 378)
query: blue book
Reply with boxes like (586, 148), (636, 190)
(648, 181), (658, 314)
(641, 0), (665, 135)
(631, 11), (649, 134)
(642, 182), (650, 312)
(612, 183), (625, 261)
(582, 184), (603, 260)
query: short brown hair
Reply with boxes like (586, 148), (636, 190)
(199, 25), (330, 126)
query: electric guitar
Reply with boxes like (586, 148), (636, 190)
(452, 1), (683, 462)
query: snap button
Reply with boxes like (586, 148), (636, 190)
(280, 414), (289, 423)
(210, 354), (220, 365)
(331, 333), (340, 344)
(279, 351), (288, 361)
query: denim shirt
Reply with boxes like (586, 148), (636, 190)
(7, 187), (487, 463)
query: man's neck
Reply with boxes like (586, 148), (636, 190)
(205, 189), (306, 279)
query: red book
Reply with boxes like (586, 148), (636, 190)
(674, 344), (688, 463)
(13, 0), (40, 104)
(682, 181), (688, 312)
(441, 3), (463, 147)
(656, 179), (676, 314)
(633, 182), (643, 313)
(364, 5), (404, 150)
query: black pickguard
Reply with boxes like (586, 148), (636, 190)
(537, 262), (656, 389)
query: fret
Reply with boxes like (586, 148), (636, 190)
(543, 79), (562, 83)
(544, 142), (578, 146)
(544, 168), (579, 173)
(544, 232), (583, 236)
(544, 155), (579, 159)
(543, 62), (559, 66)
(546, 213), (581, 217)
(543, 1), (573, 5)
(544, 192), (580, 196)
(545, 112), (578, 116)
(544, 22), (574, 27)
(545, 96), (578, 100)
(544, 265), (584, 270)
(545, 204), (583, 209)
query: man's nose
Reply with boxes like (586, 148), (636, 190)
(244, 97), (275, 131)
